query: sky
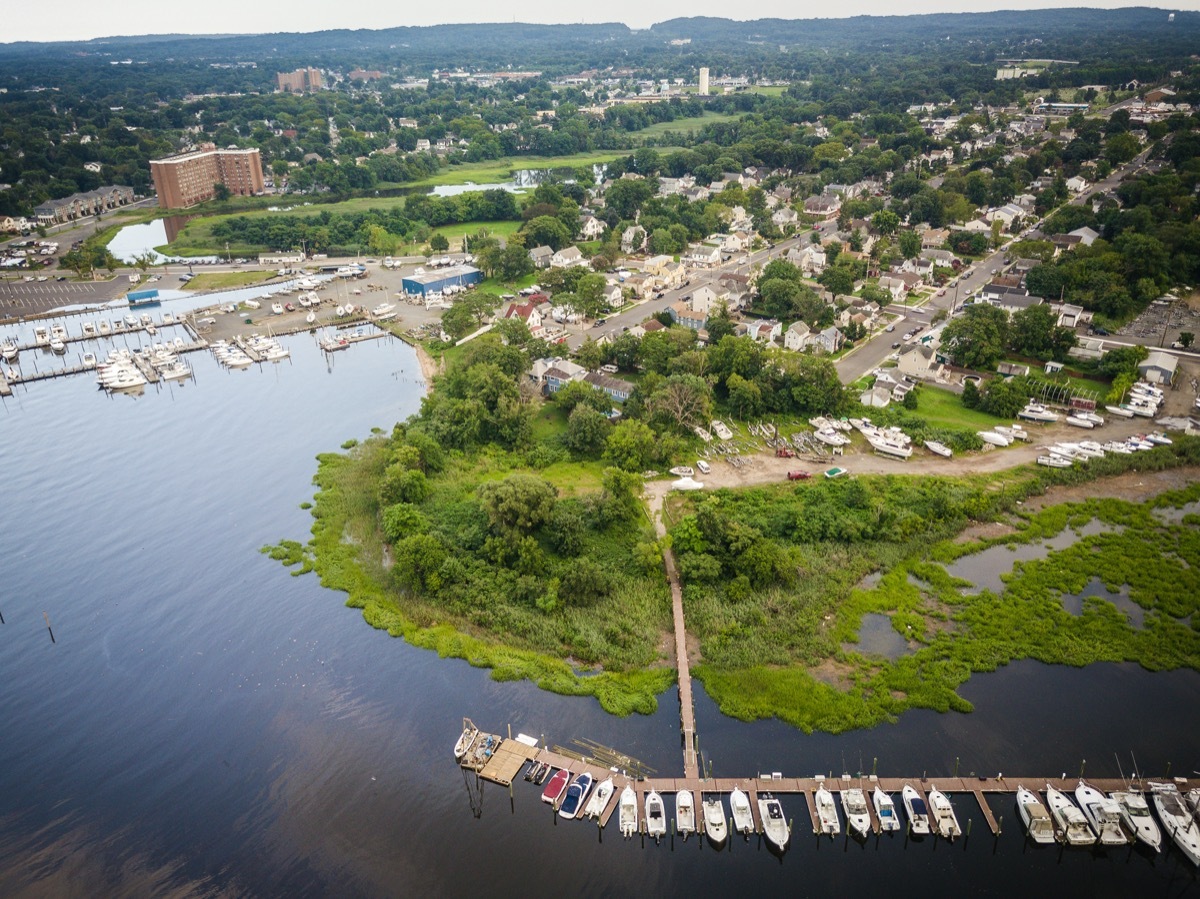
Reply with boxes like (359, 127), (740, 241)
(2, 2), (1180, 44)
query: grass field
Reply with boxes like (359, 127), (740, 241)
(631, 111), (744, 137)
(182, 270), (277, 291)
(912, 385), (1010, 429)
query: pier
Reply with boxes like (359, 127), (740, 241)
(463, 736), (1188, 839)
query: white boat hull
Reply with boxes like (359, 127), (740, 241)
(703, 797), (727, 846)
(730, 788), (754, 835)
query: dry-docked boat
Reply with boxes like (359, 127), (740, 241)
(1019, 402), (1059, 423)
(924, 440), (953, 458)
(977, 430), (1012, 447)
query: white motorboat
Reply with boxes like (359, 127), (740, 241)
(703, 795), (727, 846)
(1105, 404), (1134, 418)
(711, 420), (733, 440)
(160, 361), (192, 381)
(1150, 782), (1200, 865)
(81, 352), (97, 369)
(676, 789), (696, 838)
(618, 785), (638, 838)
(372, 302), (396, 317)
(306, 311), (317, 325)
(582, 776), (613, 820)
(452, 722), (478, 761)
(997, 423), (1030, 441)
(924, 440), (953, 458)
(1125, 402), (1157, 418)
(124, 313), (138, 328)
(873, 787), (901, 832)
(1045, 785), (1096, 846)
(0, 338), (17, 362)
(645, 790), (667, 842)
(1037, 455), (1073, 468)
(80, 321), (97, 338)
(758, 794), (789, 851)
(1103, 441), (1134, 455)
(977, 430), (1011, 447)
(1017, 786), (1056, 844)
(928, 786), (961, 840)
(841, 788), (871, 837)
(694, 426), (713, 443)
(668, 466), (695, 477)
(1145, 431), (1173, 445)
(867, 435), (913, 459)
(1051, 443), (1090, 460)
(271, 302), (285, 315)
(730, 788), (754, 836)
(1065, 415), (1096, 429)
(902, 785), (930, 835)
(98, 320), (112, 336)
(1078, 441), (1107, 457)
(49, 336), (67, 354)
(33, 326), (49, 345)
(298, 295), (311, 308)
(814, 786), (840, 836)
(1075, 781), (1127, 846)
(1077, 410), (1105, 426)
(1019, 402), (1059, 423)
(815, 427), (851, 446)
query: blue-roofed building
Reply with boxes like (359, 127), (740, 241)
(401, 264), (482, 297)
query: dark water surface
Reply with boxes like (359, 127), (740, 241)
(0, 332), (1197, 897)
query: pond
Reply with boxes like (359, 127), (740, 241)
(946, 520), (1115, 595)
(1061, 577), (1145, 628)
(847, 613), (912, 661)
(107, 217), (218, 265)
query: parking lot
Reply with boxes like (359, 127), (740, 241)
(1113, 294), (1200, 349)
(0, 276), (132, 315)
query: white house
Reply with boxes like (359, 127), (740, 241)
(620, 226), (645, 254)
(743, 318), (782, 344)
(529, 245), (554, 268)
(897, 343), (936, 377)
(1065, 175), (1089, 193)
(1068, 226), (1100, 246)
(685, 242), (722, 267)
(771, 207), (799, 228)
(551, 246), (587, 268)
(602, 284), (624, 309)
(578, 215), (607, 240)
(783, 320), (811, 351)
(689, 285), (722, 315)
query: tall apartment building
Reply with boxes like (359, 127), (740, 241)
(698, 67), (710, 97)
(150, 146), (265, 209)
(276, 67), (323, 93)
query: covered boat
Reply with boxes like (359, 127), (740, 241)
(645, 790), (667, 842)
(902, 785), (930, 835)
(540, 769), (570, 805)
(558, 772), (593, 819)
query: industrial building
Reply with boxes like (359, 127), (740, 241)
(401, 265), (483, 297)
(150, 146), (265, 209)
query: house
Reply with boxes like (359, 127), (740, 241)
(529, 356), (585, 389)
(583, 370), (635, 403)
(1053, 303), (1086, 328)
(988, 204), (1024, 227)
(811, 326), (844, 355)
(749, 318), (782, 344)
(721, 232), (751, 253)
(0, 215), (30, 233)
(783, 320), (811, 351)
(1065, 175), (1089, 193)
(1068, 226), (1100, 247)
(551, 246), (587, 268)
(623, 272), (652, 298)
(689, 285), (722, 315)
(1138, 350), (1178, 385)
(504, 300), (545, 336)
(876, 276), (908, 304)
(980, 284), (1044, 315)
(920, 228), (950, 249)
(1050, 234), (1083, 253)
(643, 255), (673, 277)
(920, 248), (958, 267)
(803, 194), (842, 219)
(790, 244), (827, 275)
(859, 386), (892, 408)
(661, 261), (687, 289)
(668, 300), (707, 331)
(685, 242), (722, 267)
(529, 245), (554, 269)
(897, 343), (936, 378)
(961, 219), (991, 233)
(771, 207), (799, 228)
(620, 226), (646, 254)
(602, 284), (624, 309)
(578, 215), (607, 240)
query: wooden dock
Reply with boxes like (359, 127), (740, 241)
(464, 740), (1190, 839)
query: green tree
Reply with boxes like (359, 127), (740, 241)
(554, 380), (612, 414)
(429, 232), (450, 252)
(477, 473), (558, 535)
(898, 230), (922, 261)
(522, 215), (572, 251)
(941, 303), (1009, 370)
(872, 210), (900, 235)
(564, 404), (610, 457)
(961, 379), (980, 409)
(979, 377), (1030, 418)
(604, 419), (656, 471)
(818, 265), (855, 298)
(646, 373), (713, 432)
(213, 182), (231, 202)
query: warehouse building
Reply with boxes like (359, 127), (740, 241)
(401, 265), (483, 297)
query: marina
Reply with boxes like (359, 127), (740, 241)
(460, 727), (1196, 850)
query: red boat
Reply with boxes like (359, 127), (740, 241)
(541, 768), (570, 804)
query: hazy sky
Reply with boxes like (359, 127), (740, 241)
(3, 2), (1178, 44)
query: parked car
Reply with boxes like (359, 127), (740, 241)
(775, 447), (795, 458)
(787, 470), (811, 481)
(697, 460), (711, 475)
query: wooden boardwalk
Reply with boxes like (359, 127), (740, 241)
(662, 546), (698, 779)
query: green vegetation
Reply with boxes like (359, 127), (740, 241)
(630, 112), (744, 137)
(182, 270), (277, 291)
(678, 444), (1200, 733)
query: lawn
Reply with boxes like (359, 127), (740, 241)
(630, 111), (744, 137)
(183, 270), (278, 291)
(911, 384), (1010, 429)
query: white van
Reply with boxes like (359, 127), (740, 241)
(697, 460), (711, 475)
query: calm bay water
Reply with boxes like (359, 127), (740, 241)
(0, 328), (1197, 897)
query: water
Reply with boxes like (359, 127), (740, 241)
(847, 613), (912, 661)
(107, 218), (219, 265)
(1, 337), (1197, 895)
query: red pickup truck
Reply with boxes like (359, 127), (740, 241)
(787, 470), (811, 481)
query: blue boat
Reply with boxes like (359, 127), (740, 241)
(558, 772), (593, 820)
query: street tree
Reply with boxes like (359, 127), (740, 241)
(940, 303), (1009, 370)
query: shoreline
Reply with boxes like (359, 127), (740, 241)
(414, 343), (439, 392)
